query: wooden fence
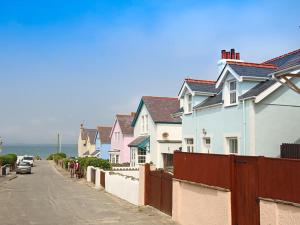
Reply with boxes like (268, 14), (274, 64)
(145, 168), (173, 216)
(281, 143), (300, 159)
(173, 151), (300, 225)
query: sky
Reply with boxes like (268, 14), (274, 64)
(0, 0), (299, 144)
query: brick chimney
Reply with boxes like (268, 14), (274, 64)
(221, 48), (240, 60)
(218, 48), (242, 75)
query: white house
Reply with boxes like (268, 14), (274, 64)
(129, 96), (182, 169)
(175, 48), (300, 157)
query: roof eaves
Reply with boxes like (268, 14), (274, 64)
(194, 102), (223, 110)
(155, 121), (182, 124)
(131, 98), (144, 127)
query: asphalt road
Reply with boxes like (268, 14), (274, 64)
(0, 161), (175, 225)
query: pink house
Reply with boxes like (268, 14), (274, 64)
(109, 113), (135, 164)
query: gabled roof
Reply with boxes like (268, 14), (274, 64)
(178, 78), (217, 98)
(227, 61), (277, 78)
(86, 129), (97, 145)
(97, 126), (112, 144)
(132, 96), (182, 127)
(116, 114), (134, 135)
(263, 49), (300, 67)
(81, 128), (97, 141)
(185, 79), (217, 93)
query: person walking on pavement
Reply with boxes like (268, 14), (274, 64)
(70, 161), (75, 178)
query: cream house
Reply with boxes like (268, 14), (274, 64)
(77, 124), (97, 157)
(129, 96), (182, 169)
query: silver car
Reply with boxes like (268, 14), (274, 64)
(16, 162), (31, 174)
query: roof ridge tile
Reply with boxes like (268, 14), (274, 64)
(185, 78), (216, 84)
(227, 61), (278, 69)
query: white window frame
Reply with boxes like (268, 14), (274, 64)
(137, 148), (147, 164)
(202, 137), (211, 153)
(229, 80), (237, 105)
(227, 137), (239, 154)
(185, 138), (194, 153)
(186, 94), (193, 113)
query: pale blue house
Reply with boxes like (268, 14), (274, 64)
(175, 49), (300, 157)
(94, 126), (112, 159)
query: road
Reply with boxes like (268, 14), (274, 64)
(0, 161), (175, 225)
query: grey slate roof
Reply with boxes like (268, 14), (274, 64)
(194, 92), (223, 109)
(264, 49), (300, 67)
(229, 64), (276, 78)
(90, 150), (100, 156)
(128, 136), (150, 147)
(186, 80), (217, 93)
(239, 79), (276, 100)
(275, 55), (300, 72)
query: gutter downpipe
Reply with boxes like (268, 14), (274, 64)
(242, 99), (246, 155)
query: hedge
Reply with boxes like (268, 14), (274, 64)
(77, 157), (111, 170)
(0, 153), (17, 166)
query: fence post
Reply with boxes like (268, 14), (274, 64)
(144, 163), (150, 205)
(230, 154), (237, 225)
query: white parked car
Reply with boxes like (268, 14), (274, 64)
(22, 156), (34, 167)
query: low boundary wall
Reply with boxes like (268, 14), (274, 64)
(105, 170), (139, 205)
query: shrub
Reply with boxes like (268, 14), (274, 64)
(77, 157), (111, 170)
(0, 153), (17, 166)
(35, 155), (42, 160)
(47, 152), (67, 161)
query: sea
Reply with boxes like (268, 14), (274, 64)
(0, 144), (77, 159)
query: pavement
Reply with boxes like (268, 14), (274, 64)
(0, 160), (176, 225)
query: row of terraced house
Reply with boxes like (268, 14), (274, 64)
(79, 48), (300, 225)
(78, 48), (300, 169)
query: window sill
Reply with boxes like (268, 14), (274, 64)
(224, 103), (238, 108)
(183, 112), (193, 115)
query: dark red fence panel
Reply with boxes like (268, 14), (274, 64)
(146, 169), (173, 216)
(173, 151), (232, 189)
(281, 143), (300, 159)
(259, 157), (300, 204)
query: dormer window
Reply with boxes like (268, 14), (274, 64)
(229, 80), (237, 104)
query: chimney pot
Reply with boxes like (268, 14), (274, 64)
(226, 52), (231, 59)
(230, 49), (235, 59)
(236, 52), (240, 60)
(131, 112), (136, 117)
(221, 50), (226, 59)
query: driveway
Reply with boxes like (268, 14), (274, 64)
(0, 160), (175, 225)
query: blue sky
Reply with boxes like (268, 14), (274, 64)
(0, 0), (299, 144)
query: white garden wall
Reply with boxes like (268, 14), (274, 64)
(105, 170), (140, 205)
